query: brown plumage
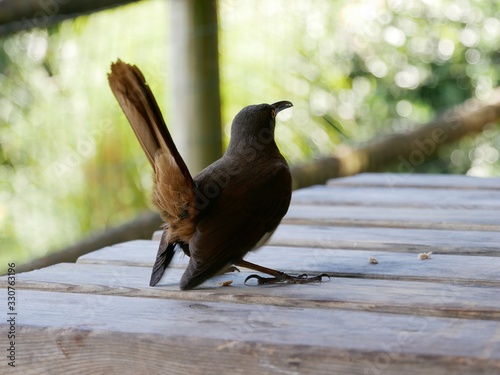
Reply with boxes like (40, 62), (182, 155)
(108, 61), (195, 285)
(108, 60), (328, 290)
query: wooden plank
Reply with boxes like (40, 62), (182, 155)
(77, 240), (162, 267)
(76, 242), (500, 286)
(2, 290), (499, 374)
(292, 185), (500, 209)
(283, 204), (500, 231)
(151, 224), (500, 256)
(269, 225), (500, 256)
(328, 173), (500, 190)
(5, 262), (500, 320)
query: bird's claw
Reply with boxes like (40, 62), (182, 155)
(244, 273), (330, 285)
(226, 266), (240, 273)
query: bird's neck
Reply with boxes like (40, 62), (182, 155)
(225, 134), (280, 159)
(226, 121), (279, 155)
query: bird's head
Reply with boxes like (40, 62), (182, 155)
(227, 101), (293, 153)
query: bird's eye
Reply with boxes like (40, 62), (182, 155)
(271, 109), (276, 119)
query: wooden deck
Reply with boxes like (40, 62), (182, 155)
(2, 173), (500, 374)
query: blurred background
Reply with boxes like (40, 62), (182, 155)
(1, 0), (499, 271)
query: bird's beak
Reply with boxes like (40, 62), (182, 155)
(271, 101), (293, 117)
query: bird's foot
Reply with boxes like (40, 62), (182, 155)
(244, 272), (330, 285)
(226, 266), (240, 273)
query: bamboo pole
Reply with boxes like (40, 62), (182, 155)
(169, 0), (222, 174)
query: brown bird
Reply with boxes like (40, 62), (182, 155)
(108, 60), (328, 290)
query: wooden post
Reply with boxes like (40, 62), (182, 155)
(169, 0), (222, 174)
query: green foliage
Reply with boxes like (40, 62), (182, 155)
(0, 1), (168, 268)
(1, 0), (499, 269)
(220, 0), (500, 163)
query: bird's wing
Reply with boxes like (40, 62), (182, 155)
(180, 163), (292, 290)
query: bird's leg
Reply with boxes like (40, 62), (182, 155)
(235, 260), (330, 285)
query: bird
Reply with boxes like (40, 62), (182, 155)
(108, 60), (328, 290)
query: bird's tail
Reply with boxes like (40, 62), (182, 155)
(149, 230), (177, 287)
(108, 60), (196, 286)
(107, 60), (189, 177)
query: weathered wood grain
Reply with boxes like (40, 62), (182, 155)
(5, 173), (500, 374)
(77, 240), (161, 267)
(268, 225), (500, 256)
(328, 173), (500, 190)
(2, 290), (499, 375)
(3, 262), (500, 320)
(76, 242), (500, 286)
(151, 224), (500, 256)
(292, 185), (500, 209)
(283, 204), (500, 231)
